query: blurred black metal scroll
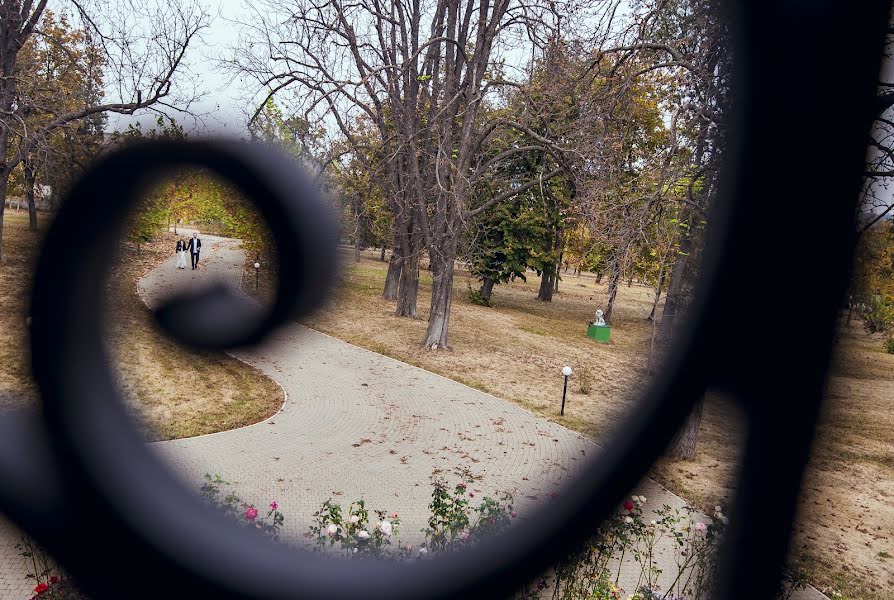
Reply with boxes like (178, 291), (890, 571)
(0, 1), (890, 598)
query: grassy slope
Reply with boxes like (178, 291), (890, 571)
(0, 212), (41, 410)
(0, 210), (283, 440)
(296, 248), (892, 600)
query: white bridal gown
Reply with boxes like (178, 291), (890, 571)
(176, 249), (188, 269)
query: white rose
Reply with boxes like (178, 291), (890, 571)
(638, 496), (647, 503)
(327, 523), (338, 536)
(349, 515), (360, 524)
(358, 530), (370, 539)
(650, 520), (657, 526)
(715, 505), (722, 513)
(625, 516), (634, 524)
(419, 547), (428, 555)
(380, 521), (393, 536)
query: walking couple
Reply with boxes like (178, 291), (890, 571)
(175, 232), (202, 270)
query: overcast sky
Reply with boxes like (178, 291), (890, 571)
(106, 0), (254, 136)
(103, 0), (574, 138)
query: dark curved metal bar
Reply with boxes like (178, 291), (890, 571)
(0, 1), (888, 598)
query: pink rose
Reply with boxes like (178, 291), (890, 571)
(270, 501), (278, 511)
(244, 506), (259, 521)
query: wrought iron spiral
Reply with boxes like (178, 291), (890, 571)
(0, 2), (889, 598)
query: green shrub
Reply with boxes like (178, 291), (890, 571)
(885, 338), (894, 354)
(467, 286), (492, 307)
(858, 295), (894, 333)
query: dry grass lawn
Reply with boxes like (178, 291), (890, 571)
(296, 248), (892, 600)
(0, 210), (283, 440)
(0, 212), (41, 411)
(788, 330), (894, 599)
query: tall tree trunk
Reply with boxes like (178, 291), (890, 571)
(554, 246), (564, 293)
(553, 231), (564, 294)
(604, 259), (622, 323)
(648, 269), (666, 322)
(657, 225), (694, 346)
(479, 276), (495, 301)
(538, 226), (557, 301)
(353, 212), (362, 262)
(422, 237), (457, 349)
(595, 271), (603, 284)
(395, 249), (419, 318)
(0, 65), (12, 261)
(22, 159), (37, 231)
(394, 216), (420, 316)
(660, 194), (709, 458)
(383, 225), (403, 300)
(538, 268), (555, 301)
(0, 172), (7, 262)
(668, 399), (703, 460)
(380, 245), (386, 261)
(384, 251), (402, 300)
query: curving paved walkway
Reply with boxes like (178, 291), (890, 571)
(0, 233), (826, 599)
(142, 234), (596, 541)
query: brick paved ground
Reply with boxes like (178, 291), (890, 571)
(0, 520), (27, 600)
(0, 233), (826, 599)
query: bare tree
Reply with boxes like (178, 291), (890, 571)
(0, 0), (209, 259)
(858, 22), (894, 234)
(229, 0), (599, 348)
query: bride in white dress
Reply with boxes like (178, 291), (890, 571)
(175, 239), (188, 269)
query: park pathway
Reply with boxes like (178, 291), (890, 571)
(0, 232), (826, 599)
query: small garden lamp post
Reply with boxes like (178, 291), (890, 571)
(254, 260), (261, 290)
(561, 366), (572, 416)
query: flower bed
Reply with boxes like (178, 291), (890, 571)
(17, 473), (809, 599)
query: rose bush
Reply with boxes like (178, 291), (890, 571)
(199, 473), (284, 541)
(17, 474), (810, 600)
(15, 537), (86, 600)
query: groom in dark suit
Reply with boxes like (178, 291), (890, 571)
(188, 232), (202, 270)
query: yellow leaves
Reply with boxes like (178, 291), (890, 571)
(15, 8), (105, 131)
